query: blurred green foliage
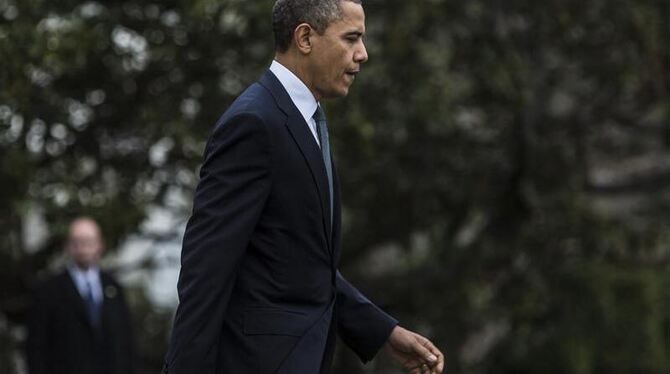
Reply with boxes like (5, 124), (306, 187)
(2, 0), (670, 373)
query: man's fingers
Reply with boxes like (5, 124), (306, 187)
(436, 356), (445, 373)
(420, 336), (442, 357)
(410, 366), (422, 374)
(429, 346), (444, 373)
(410, 363), (430, 374)
(412, 338), (438, 364)
(432, 347), (444, 372)
(393, 329), (445, 373)
(415, 334), (444, 373)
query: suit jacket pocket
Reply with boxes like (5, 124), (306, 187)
(243, 309), (310, 337)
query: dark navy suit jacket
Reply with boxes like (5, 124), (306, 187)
(27, 271), (135, 374)
(164, 70), (398, 373)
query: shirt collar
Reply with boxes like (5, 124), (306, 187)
(269, 60), (319, 124)
(67, 263), (103, 303)
(67, 263), (100, 285)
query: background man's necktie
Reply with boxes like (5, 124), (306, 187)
(84, 279), (101, 328)
(313, 105), (333, 228)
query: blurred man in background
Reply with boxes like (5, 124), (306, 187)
(26, 217), (135, 374)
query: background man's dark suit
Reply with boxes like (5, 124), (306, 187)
(164, 70), (398, 373)
(26, 270), (135, 374)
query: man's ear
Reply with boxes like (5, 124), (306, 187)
(293, 23), (313, 54)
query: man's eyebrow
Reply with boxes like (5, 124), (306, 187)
(343, 31), (364, 37)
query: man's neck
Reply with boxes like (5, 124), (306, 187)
(274, 53), (320, 101)
(69, 262), (98, 273)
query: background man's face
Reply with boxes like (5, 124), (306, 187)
(309, 1), (368, 99)
(66, 219), (104, 269)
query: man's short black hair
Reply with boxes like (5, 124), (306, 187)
(272, 0), (363, 53)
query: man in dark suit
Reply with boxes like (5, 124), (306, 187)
(164, 0), (444, 373)
(26, 217), (135, 374)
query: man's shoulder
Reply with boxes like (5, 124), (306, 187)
(213, 79), (287, 134)
(100, 270), (123, 287)
(226, 80), (280, 119)
(99, 271), (129, 304)
(31, 270), (71, 299)
(37, 269), (69, 285)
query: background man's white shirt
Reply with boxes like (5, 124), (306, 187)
(67, 264), (103, 304)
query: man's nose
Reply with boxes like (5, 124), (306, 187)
(355, 41), (368, 63)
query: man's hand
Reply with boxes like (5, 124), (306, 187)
(384, 325), (444, 374)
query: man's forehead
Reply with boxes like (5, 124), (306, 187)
(69, 220), (101, 236)
(332, 2), (365, 31)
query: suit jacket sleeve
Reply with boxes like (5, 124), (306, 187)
(165, 112), (272, 373)
(336, 270), (399, 363)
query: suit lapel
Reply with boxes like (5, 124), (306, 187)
(62, 271), (95, 330)
(100, 273), (118, 332)
(259, 70), (333, 253)
(331, 160), (341, 262)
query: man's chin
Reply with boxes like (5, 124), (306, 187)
(74, 258), (99, 269)
(334, 85), (351, 98)
(322, 89), (349, 99)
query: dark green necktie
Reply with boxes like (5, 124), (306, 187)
(313, 105), (333, 227)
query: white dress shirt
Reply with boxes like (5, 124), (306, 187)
(67, 264), (103, 304)
(269, 60), (321, 147)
